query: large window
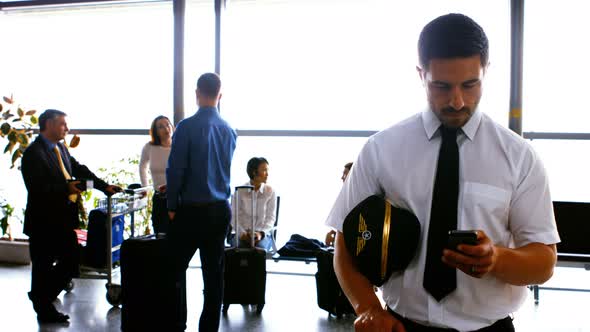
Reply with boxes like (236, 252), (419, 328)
(523, 0), (590, 133)
(0, 2), (174, 129)
(184, 0), (216, 113)
(523, 1), (590, 203)
(221, 0), (510, 131)
(0, 1), (178, 237)
(222, 0), (510, 241)
(528, 140), (590, 202)
(1, 1), (516, 242)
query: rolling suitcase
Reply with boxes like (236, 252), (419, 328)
(223, 185), (267, 314)
(315, 248), (355, 317)
(120, 235), (186, 331)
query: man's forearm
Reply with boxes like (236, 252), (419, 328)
(70, 157), (108, 191)
(492, 243), (557, 286)
(334, 232), (382, 314)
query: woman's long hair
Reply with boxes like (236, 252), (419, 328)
(149, 115), (173, 146)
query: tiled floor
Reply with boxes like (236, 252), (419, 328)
(1, 260), (589, 332)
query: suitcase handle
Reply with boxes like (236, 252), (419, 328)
(235, 185), (255, 190)
(234, 185), (256, 248)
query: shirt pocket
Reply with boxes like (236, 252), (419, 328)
(461, 182), (511, 237)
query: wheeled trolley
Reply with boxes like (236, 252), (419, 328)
(73, 187), (148, 306)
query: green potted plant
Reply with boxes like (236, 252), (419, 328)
(1, 95), (80, 169)
(0, 195), (30, 264)
(0, 95), (37, 169)
(0, 197), (14, 241)
(0, 95), (79, 264)
(90, 156), (153, 235)
(0, 197), (14, 240)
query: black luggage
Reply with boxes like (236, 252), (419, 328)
(277, 233), (326, 258)
(84, 209), (125, 268)
(223, 185), (267, 314)
(120, 235), (186, 331)
(315, 248), (355, 317)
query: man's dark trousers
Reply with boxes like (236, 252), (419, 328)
(29, 227), (79, 310)
(169, 201), (231, 332)
(152, 192), (170, 234)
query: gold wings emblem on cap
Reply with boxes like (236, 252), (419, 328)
(356, 213), (367, 256)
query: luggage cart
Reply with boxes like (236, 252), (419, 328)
(75, 187), (149, 306)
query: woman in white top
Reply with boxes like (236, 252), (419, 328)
(139, 115), (174, 234)
(230, 157), (277, 251)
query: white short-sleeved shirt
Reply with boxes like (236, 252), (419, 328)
(231, 182), (277, 235)
(325, 109), (560, 331)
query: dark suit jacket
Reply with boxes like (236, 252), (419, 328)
(21, 135), (109, 237)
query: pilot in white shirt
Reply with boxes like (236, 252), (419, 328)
(326, 13), (559, 332)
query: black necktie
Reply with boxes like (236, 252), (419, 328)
(423, 126), (459, 301)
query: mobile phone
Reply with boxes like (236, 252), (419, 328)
(68, 179), (92, 191)
(447, 230), (478, 250)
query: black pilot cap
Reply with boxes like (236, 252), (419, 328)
(343, 195), (421, 286)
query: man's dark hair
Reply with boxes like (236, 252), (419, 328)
(197, 72), (222, 98)
(247, 157), (269, 180)
(344, 162), (353, 170)
(39, 109), (67, 131)
(418, 13), (489, 70)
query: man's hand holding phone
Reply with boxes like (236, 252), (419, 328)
(66, 180), (83, 195)
(442, 229), (499, 278)
(447, 230), (478, 250)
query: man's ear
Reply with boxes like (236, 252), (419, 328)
(482, 61), (490, 77)
(416, 66), (427, 84)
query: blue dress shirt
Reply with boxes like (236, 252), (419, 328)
(166, 107), (237, 210)
(39, 134), (57, 151)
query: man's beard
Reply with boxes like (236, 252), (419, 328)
(430, 102), (477, 128)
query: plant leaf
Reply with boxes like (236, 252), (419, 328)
(3, 113), (13, 120)
(30, 115), (38, 125)
(3, 96), (13, 104)
(4, 142), (15, 154)
(0, 104), (2, 112)
(11, 149), (22, 166)
(17, 133), (29, 145)
(7, 131), (17, 142)
(25, 110), (36, 116)
(69, 134), (80, 148)
(1, 123), (10, 135)
(17, 108), (24, 117)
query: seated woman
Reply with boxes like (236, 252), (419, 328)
(230, 157), (277, 251)
(139, 115), (174, 234)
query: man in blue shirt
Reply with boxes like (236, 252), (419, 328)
(166, 72), (237, 332)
